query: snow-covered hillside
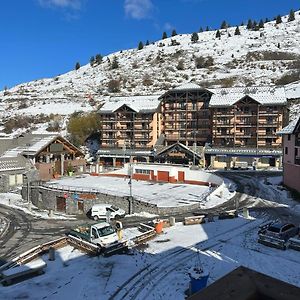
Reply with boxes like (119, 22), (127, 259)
(1, 11), (300, 134)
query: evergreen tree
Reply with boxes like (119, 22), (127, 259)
(216, 30), (221, 38)
(220, 20), (228, 29)
(95, 54), (103, 64)
(138, 41), (144, 50)
(206, 26), (209, 31)
(276, 15), (282, 24)
(90, 56), (95, 66)
(240, 21), (244, 26)
(162, 31), (168, 39)
(259, 19), (264, 28)
(247, 19), (253, 30)
(199, 27), (203, 33)
(111, 56), (119, 69)
(234, 26), (241, 35)
(145, 40), (150, 46)
(288, 9), (295, 22)
(265, 18), (269, 23)
(75, 62), (80, 70)
(253, 21), (258, 31)
(171, 29), (177, 37)
(191, 32), (199, 43)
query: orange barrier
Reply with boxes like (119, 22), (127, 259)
(154, 221), (163, 234)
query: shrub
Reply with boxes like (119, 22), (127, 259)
(107, 79), (120, 93)
(275, 71), (300, 85)
(195, 56), (214, 68)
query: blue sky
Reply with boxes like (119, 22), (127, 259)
(1, 0), (299, 89)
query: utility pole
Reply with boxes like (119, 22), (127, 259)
(24, 173), (31, 211)
(193, 130), (197, 166)
(128, 159), (133, 214)
(123, 143), (126, 166)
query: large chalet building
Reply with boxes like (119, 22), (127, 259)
(159, 83), (212, 147)
(207, 87), (288, 169)
(98, 95), (162, 166)
(97, 83), (290, 169)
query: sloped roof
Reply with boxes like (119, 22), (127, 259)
(0, 156), (28, 172)
(285, 80), (300, 99)
(157, 142), (201, 158)
(2, 134), (83, 158)
(209, 86), (287, 107)
(99, 95), (161, 114)
(188, 266), (300, 300)
(277, 116), (300, 135)
(172, 82), (202, 91)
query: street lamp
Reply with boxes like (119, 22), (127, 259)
(123, 143), (126, 166)
(23, 173), (32, 211)
(128, 159), (133, 214)
(193, 131), (197, 166)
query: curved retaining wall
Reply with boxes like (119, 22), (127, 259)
(23, 170), (223, 216)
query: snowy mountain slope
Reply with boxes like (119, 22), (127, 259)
(1, 11), (300, 134)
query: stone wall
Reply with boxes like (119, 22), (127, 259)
(25, 185), (160, 215)
(24, 184), (206, 216)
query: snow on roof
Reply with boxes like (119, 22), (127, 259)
(285, 80), (300, 99)
(172, 82), (202, 91)
(277, 116), (300, 135)
(23, 135), (57, 154)
(0, 156), (27, 172)
(2, 135), (57, 157)
(209, 86), (287, 107)
(99, 95), (161, 113)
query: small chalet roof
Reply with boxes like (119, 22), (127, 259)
(157, 141), (201, 158)
(2, 134), (83, 158)
(209, 86), (287, 107)
(172, 82), (202, 91)
(99, 95), (161, 114)
(277, 116), (300, 135)
(0, 156), (28, 172)
(285, 80), (300, 100)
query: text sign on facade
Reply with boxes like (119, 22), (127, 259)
(50, 143), (64, 153)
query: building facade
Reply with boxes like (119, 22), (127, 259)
(207, 87), (288, 169)
(97, 84), (289, 169)
(98, 95), (162, 166)
(278, 117), (300, 194)
(159, 83), (212, 147)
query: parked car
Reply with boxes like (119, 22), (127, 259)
(263, 223), (298, 241)
(258, 222), (299, 250)
(90, 204), (126, 221)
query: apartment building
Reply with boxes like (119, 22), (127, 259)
(159, 83), (212, 147)
(97, 84), (289, 168)
(278, 116), (300, 194)
(98, 95), (162, 166)
(206, 87), (288, 169)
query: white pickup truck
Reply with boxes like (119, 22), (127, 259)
(68, 222), (127, 256)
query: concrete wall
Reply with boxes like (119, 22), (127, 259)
(112, 163), (223, 186)
(24, 184), (204, 216)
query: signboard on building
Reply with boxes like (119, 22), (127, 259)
(50, 143), (64, 153)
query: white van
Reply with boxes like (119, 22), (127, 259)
(91, 204), (126, 221)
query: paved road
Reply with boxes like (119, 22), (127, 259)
(1, 170), (299, 262)
(0, 205), (155, 263)
(218, 171), (300, 225)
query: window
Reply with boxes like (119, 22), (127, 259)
(135, 169), (151, 175)
(285, 147), (288, 155)
(288, 134), (291, 141)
